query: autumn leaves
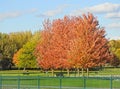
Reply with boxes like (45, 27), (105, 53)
(35, 13), (112, 73)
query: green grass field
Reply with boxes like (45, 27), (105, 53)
(1, 76), (120, 89)
(0, 67), (120, 76)
(0, 67), (120, 89)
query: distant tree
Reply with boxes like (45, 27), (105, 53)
(9, 31), (33, 50)
(0, 33), (16, 69)
(13, 48), (22, 68)
(110, 55), (120, 67)
(109, 40), (120, 67)
(13, 31), (41, 70)
(0, 31), (33, 70)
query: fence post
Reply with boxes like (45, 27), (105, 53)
(18, 76), (20, 89)
(60, 77), (62, 89)
(38, 75), (40, 89)
(83, 76), (86, 89)
(110, 75), (113, 89)
(0, 76), (2, 89)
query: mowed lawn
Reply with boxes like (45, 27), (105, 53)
(0, 68), (120, 88)
(1, 76), (120, 88)
(1, 67), (120, 76)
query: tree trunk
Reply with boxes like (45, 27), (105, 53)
(23, 67), (26, 71)
(87, 68), (89, 77)
(77, 68), (80, 77)
(51, 69), (54, 77)
(67, 69), (70, 77)
(82, 68), (84, 76)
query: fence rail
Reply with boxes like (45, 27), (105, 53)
(0, 76), (120, 89)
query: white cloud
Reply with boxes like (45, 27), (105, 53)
(44, 8), (63, 17)
(0, 11), (21, 21)
(27, 8), (37, 13)
(37, 4), (69, 17)
(106, 23), (120, 29)
(89, 2), (120, 13)
(37, 8), (62, 17)
(105, 12), (120, 19)
(71, 2), (120, 16)
(0, 8), (37, 21)
(109, 36), (120, 40)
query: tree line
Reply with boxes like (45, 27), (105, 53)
(0, 13), (120, 75)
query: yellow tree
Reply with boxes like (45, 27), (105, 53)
(13, 32), (41, 70)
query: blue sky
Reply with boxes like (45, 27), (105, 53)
(0, 0), (120, 39)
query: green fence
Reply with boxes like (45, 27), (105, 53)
(0, 76), (120, 89)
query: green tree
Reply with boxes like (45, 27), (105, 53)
(13, 31), (41, 69)
(109, 40), (120, 67)
(0, 33), (16, 69)
(0, 31), (33, 69)
(9, 31), (33, 50)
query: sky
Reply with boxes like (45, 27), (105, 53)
(0, 0), (120, 39)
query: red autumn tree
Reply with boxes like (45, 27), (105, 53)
(35, 20), (52, 70)
(35, 18), (74, 75)
(68, 13), (112, 76)
(35, 13), (112, 76)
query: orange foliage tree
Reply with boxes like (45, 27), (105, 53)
(13, 48), (23, 68)
(35, 18), (74, 75)
(68, 13), (112, 76)
(35, 13), (112, 76)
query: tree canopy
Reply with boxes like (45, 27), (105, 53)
(35, 13), (112, 71)
(13, 31), (41, 69)
(109, 40), (120, 67)
(0, 31), (32, 69)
